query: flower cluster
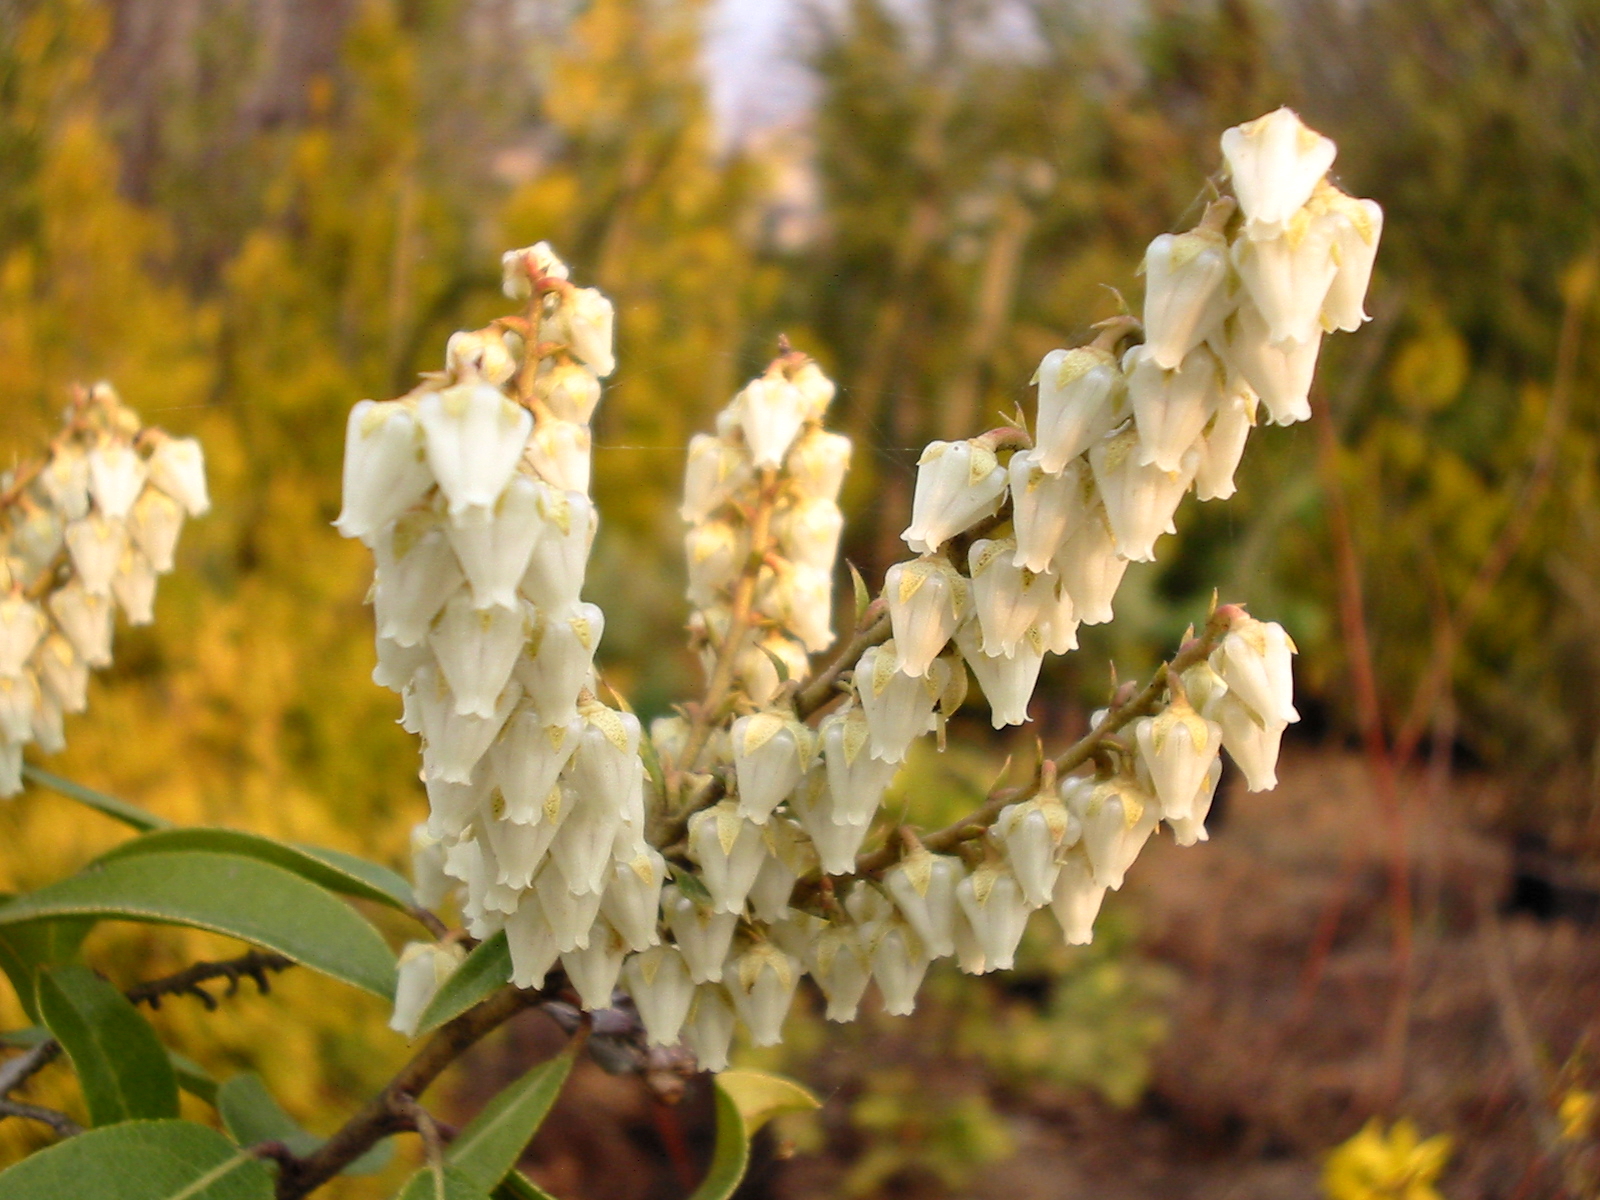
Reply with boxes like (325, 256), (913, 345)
(0, 383), (208, 796)
(349, 109), (1379, 1069)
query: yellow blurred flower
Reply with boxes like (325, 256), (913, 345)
(1322, 1117), (1453, 1200)
(1559, 1089), (1595, 1142)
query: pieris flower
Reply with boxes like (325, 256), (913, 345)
(335, 400), (433, 542)
(1205, 688), (1285, 791)
(523, 419), (592, 495)
(663, 885), (739, 984)
(1210, 615), (1299, 726)
(1169, 757), (1223, 846)
(505, 901), (563, 990)
(685, 520), (745, 609)
(790, 766), (872, 875)
(39, 447), (90, 521)
(955, 620), (1043, 728)
(884, 847), (962, 959)
(561, 920), (628, 1011)
(48, 583), (113, 667)
(732, 712), (814, 825)
(86, 439), (147, 521)
(683, 984), (737, 1071)
(1009, 452), (1085, 573)
(1049, 852), (1106, 946)
(145, 436), (209, 517)
(1071, 776), (1159, 890)
(884, 556), (970, 677)
(413, 667), (519, 784)
(786, 429), (852, 502)
(820, 707), (900, 827)
(868, 922), (929, 1016)
(1313, 185), (1384, 332)
(688, 801), (768, 914)
(1034, 346), (1126, 473)
(64, 514), (126, 597)
(902, 440), (1007, 555)
(556, 287), (616, 378)
(774, 497), (844, 572)
(501, 242), (569, 299)
(127, 487), (183, 574)
(809, 923), (873, 1021)
(1221, 107), (1336, 238)
(624, 947), (696, 1045)
(373, 509), (465, 648)
(955, 862), (1030, 973)
(996, 794), (1078, 907)
(1127, 343), (1221, 474)
(33, 634), (87, 713)
(533, 856), (607, 951)
(534, 361), (602, 425)
(488, 706), (582, 823)
(855, 643), (947, 762)
(1088, 425), (1193, 563)
(444, 474), (543, 611)
(417, 384), (532, 520)
(1142, 222), (1233, 369)
(1052, 507), (1127, 626)
(1213, 302), (1319, 426)
(737, 375), (809, 469)
(390, 942), (467, 1039)
(681, 435), (751, 523)
(600, 849), (667, 951)
(428, 592), (531, 719)
(0, 596), (47, 678)
(514, 604), (603, 724)
(791, 360), (837, 422)
(728, 943), (800, 1046)
(521, 487), (595, 612)
(1194, 380), (1258, 502)
(1232, 213), (1339, 347)
(1133, 694), (1223, 821)
(968, 538), (1054, 657)
(111, 548), (157, 625)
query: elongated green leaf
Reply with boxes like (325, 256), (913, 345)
(491, 1172), (558, 1200)
(38, 964), (178, 1126)
(393, 1164), (494, 1200)
(687, 1071), (820, 1200)
(169, 1051), (219, 1107)
(414, 932), (509, 1035)
(448, 1051), (574, 1191)
(0, 1119), (273, 1199)
(99, 829), (415, 911)
(0, 852), (397, 998)
(21, 766), (173, 833)
(0, 918), (93, 1021)
(213, 1072), (392, 1176)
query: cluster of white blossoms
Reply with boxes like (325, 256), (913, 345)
(358, 109), (1379, 1067)
(0, 384), (209, 797)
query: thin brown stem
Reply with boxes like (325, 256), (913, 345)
(795, 613), (891, 721)
(126, 951), (295, 1012)
(0, 1097), (82, 1138)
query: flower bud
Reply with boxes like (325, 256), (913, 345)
(558, 288), (616, 378)
(390, 942), (467, 1039)
(790, 360), (837, 422)
(624, 946), (696, 1045)
(901, 440), (1007, 555)
(446, 330), (518, 386)
(732, 712), (814, 825)
(1034, 346), (1126, 473)
(501, 242), (569, 298)
(737, 375), (809, 469)
(1143, 225), (1232, 369)
(410, 824), (454, 911)
(1221, 107), (1336, 239)
(955, 861), (1030, 973)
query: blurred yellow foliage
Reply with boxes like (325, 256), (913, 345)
(1321, 1118), (1453, 1200)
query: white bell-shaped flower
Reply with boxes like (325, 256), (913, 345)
(1128, 343), (1221, 474)
(1213, 301), (1320, 426)
(790, 766), (871, 874)
(681, 435), (752, 524)
(86, 439), (147, 521)
(728, 942), (800, 1046)
(600, 849), (667, 952)
(410, 824), (453, 911)
(111, 548), (157, 625)
(624, 946), (695, 1046)
(748, 819), (815, 922)
(1034, 346), (1126, 473)
(522, 486), (595, 612)
(551, 287), (615, 378)
(688, 800), (769, 914)
(34, 634), (87, 713)
(11, 505), (63, 576)
(1194, 380), (1258, 502)
(737, 375), (809, 469)
(504, 900), (563, 990)
(902, 440), (1007, 555)
(48, 583), (113, 667)
(145, 435), (210, 517)
(736, 632), (809, 707)
(0, 673), (39, 744)
(373, 509), (465, 648)
(478, 787), (561, 889)
(955, 861), (1030, 973)
(996, 794), (1078, 908)
(790, 360), (836, 422)
(1071, 776), (1159, 890)
(1232, 214), (1339, 348)
(534, 361), (602, 425)
(663, 885), (739, 984)
(64, 513), (126, 597)
(775, 497), (843, 573)
(523, 419), (591, 495)
(335, 400), (433, 542)
(562, 919), (628, 1010)
(1089, 425), (1192, 563)
(683, 984), (738, 1072)
(514, 604), (603, 724)
(855, 642), (947, 762)
(1169, 757), (1223, 846)
(809, 923), (873, 1022)
(446, 330), (518, 386)
(1010, 453), (1085, 573)
(127, 487), (184, 574)
(423, 766), (490, 840)
(533, 856), (606, 951)
(885, 557), (969, 678)
(968, 538), (1054, 657)
(1052, 508), (1127, 626)
(732, 712), (814, 825)
(40, 447), (91, 521)
(390, 942), (467, 1039)
(1314, 185), (1384, 333)
(429, 592), (531, 719)
(417, 384), (532, 520)
(414, 667), (520, 784)
(488, 706), (582, 823)
(0, 597), (47, 679)
(1205, 687), (1286, 792)
(1142, 223), (1233, 369)
(445, 474), (543, 610)
(884, 846), (962, 959)
(869, 921), (929, 1016)
(955, 621), (1043, 729)
(31, 683), (64, 753)
(1221, 107), (1336, 239)
(373, 636), (429, 693)
(762, 562), (834, 654)
(1134, 693), (1223, 821)
(1037, 576), (1079, 656)
(820, 707), (899, 826)
(501, 242), (569, 298)
(787, 429), (852, 502)
(1049, 852), (1107, 946)
(685, 520), (745, 609)
(1211, 615), (1298, 725)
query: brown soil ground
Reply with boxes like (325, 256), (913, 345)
(452, 746), (1600, 1200)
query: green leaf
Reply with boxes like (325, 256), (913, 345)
(99, 829), (416, 911)
(215, 1072), (392, 1176)
(168, 1051), (218, 1107)
(0, 918), (94, 1022)
(669, 865), (714, 908)
(0, 852), (397, 998)
(687, 1071), (820, 1200)
(448, 1050), (574, 1191)
(21, 767), (173, 833)
(37, 964), (179, 1126)
(848, 560), (871, 626)
(0, 1119), (273, 1199)
(393, 1164), (494, 1200)
(414, 932), (509, 1036)
(491, 1172), (559, 1200)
